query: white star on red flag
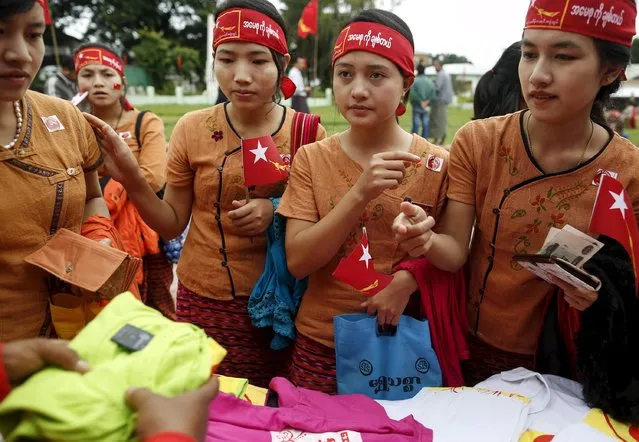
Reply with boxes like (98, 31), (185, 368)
(609, 189), (628, 220)
(359, 244), (372, 269)
(250, 141), (268, 164)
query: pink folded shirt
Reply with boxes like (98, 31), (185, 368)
(207, 377), (432, 441)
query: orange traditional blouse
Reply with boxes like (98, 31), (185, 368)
(0, 91), (102, 341)
(448, 111), (639, 355)
(167, 103), (326, 300)
(277, 134), (449, 347)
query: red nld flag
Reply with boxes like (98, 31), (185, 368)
(297, 0), (319, 39)
(36, 0), (53, 25)
(332, 227), (393, 297)
(241, 135), (289, 187)
(589, 174), (639, 291)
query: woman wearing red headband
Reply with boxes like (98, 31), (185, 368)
(87, 0), (326, 387)
(0, 0), (121, 341)
(277, 9), (449, 394)
(75, 43), (174, 320)
(393, 0), (639, 385)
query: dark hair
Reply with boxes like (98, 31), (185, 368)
(473, 41), (522, 120)
(345, 9), (415, 51)
(416, 63), (426, 76)
(215, 0), (288, 102)
(591, 38), (632, 128)
(1, 0), (37, 20)
(59, 55), (75, 72)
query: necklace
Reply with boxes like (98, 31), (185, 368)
(526, 112), (594, 169)
(3, 101), (23, 150)
(111, 104), (124, 132)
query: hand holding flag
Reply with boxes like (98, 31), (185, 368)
(241, 135), (289, 187)
(332, 227), (393, 296)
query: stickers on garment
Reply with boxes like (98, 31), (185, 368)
(592, 169), (618, 186)
(41, 115), (65, 133)
(425, 154), (444, 173)
(270, 429), (363, 442)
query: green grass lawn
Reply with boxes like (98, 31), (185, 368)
(141, 103), (639, 145)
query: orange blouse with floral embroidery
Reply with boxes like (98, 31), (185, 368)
(448, 111), (639, 355)
(277, 134), (449, 348)
(167, 103), (326, 300)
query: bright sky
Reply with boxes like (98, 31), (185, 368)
(280, 0), (639, 72)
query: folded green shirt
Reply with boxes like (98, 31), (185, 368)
(0, 292), (216, 442)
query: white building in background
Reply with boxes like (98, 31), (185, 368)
(613, 64), (639, 100)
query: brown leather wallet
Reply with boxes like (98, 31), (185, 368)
(25, 228), (141, 299)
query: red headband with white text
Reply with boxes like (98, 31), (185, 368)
(524, 0), (636, 47)
(213, 8), (296, 99)
(74, 47), (125, 76)
(332, 22), (415, 79)
(214, 8), (289, 56)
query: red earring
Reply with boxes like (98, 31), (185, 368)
(396, 102), (407, 117)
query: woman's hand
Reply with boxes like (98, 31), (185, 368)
(548, 275), (599, 311)
(361, 270), (417, 326)
(83, 113), (140, 186)
(352, 152), (421, 203)
(126, 376), (219, 442)
(392, 201), (437, 258)
(228, 199), (274, 236)
(3, 339), (89, 384)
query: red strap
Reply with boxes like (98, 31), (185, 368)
(290, 111), (321, 161)
(145, 432), (196, 442)
(0, 342), (12, 401)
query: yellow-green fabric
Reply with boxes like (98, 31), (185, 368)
(0, 292), (214, 442)
(218, 375), (249, 398)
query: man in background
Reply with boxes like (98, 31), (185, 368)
(409, 61), (435, 139)
(430, 58), (454, 145)
(45, 55), (77, 101)
(288, 56), (311, 113)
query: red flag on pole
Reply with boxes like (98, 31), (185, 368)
(332, 227), (393, 296)
(241, 136), (289, 187)
(297, 0), (319, 39)
(589, 174), (639, 290)
(177, 54), (183, 71)
(36, 0), (53, 25)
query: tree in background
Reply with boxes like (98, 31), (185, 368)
(281, 0), (377, 90)
(50, 0), (213, 88)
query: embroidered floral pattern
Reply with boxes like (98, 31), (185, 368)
(549, 212), (565, 228)
(509, 180), (590, 260)
(212, 131), (224, 141)
(531, 194), (546, 213)
(499, 145), (519, 176)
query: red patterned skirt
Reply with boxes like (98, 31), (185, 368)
(140, 252), (175, 320)
(289, 332), (337, 395)
(461, 334), (535, 386)
(176, 282), (291, 388)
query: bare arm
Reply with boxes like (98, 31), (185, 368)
(285, 189), (368, 279)
(393, 200), (475, 272)
(82, 169), (110, 221)
(122, 171), (192, 239)
(84, 113), (191, 240)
